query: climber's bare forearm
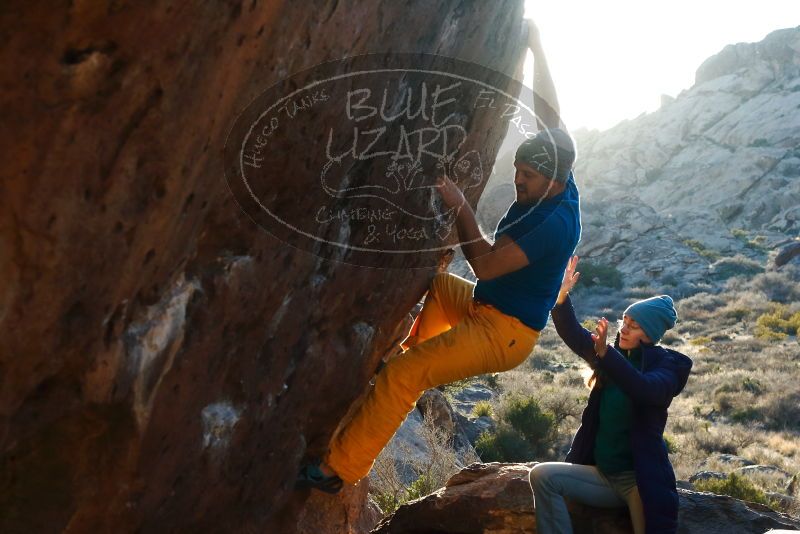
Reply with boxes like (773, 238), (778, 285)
(529, 30), (561, 129)
(454, 202), (493, 271)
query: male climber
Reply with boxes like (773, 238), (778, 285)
(297, 19), (582, 493)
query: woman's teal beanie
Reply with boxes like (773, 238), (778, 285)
(623, 295), (677, 343)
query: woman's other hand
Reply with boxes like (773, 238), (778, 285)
(591, 317), (609, 358)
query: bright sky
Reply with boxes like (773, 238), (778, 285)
(523, 0), (800, 131)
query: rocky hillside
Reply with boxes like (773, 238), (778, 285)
(0, 1), (527, 532)
(475, 26), (800, 290)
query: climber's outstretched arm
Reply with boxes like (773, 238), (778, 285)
(435, 176), (529, 280)
(527, 19), (562, 130)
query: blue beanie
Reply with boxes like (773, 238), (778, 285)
(515, 128), (576, 183)
(623, 295), (677, 344)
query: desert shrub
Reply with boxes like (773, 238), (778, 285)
(755, 303), (800, 340)
(744, 235), (768, 252)
(528, 348), (558, 371)
(723, 307), (750, 320)
(661, 274), (679, 287)
(578, 261), (623, 289)
(369, 415), (477, 515)
(682, 238), (721, 261)
(502, 395), (556, 452)
(731, 228), (749, 239)
(535, 386), (584, 429)
(690, 336), (712, 346)
(694, 473), (769, 505)
(708, 255), (763, 280)
(745, 270), (800, 304)
(481, 373), (500, 390)
(660, 330), (682, 345)
(715, 377), (765, 396)
(762, 392), (800, 431)
(581, 318), (598, 331)
(476, 395), (558, 462)
(473, 401), (493, 417)
(742, 377), (766, 395)
(475, 425), (534, 462)
(663, 434), (678, 454)
(677, 292), (726, 320)
(691, 425), (754, 455)
(404, 472), (436, 502)
(730, 407), (761, 423)
(730, 228), (769, 251)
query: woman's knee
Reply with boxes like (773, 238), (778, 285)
(529, 462), (559, 490)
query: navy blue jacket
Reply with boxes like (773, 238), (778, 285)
(551, 295), (692, 534)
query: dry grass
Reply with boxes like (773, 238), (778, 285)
(369, 412), (479, 515)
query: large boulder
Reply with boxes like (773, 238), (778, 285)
(0, 1), (528, 531)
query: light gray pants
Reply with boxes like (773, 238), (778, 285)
(528, 462), (645, 534)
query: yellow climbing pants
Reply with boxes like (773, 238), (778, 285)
(325, 271), (540, 484)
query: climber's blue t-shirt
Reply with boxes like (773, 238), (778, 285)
(473, 172), (581, 331)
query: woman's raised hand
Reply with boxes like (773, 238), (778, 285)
(556, 255), (581, 304)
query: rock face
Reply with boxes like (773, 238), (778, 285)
(572, 26), (800, 285)
(0, 1), (527, 532)
(373, 462), (800, 533)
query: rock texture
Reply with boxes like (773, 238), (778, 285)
(373, 462), (800, 533)
(0, 1), (527, 532)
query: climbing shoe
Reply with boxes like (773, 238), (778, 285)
(295, 458), (343, 494)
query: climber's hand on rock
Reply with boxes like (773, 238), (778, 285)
(435, 174), (466, 210)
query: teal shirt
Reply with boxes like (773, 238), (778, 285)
(594, 346), (643, 474)
(473, 173), (581, 330)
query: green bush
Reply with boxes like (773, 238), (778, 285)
(730, 407), (761, 423)
(581, 318), (598, 331)
(694, 473), (768, 505)
(475, 425), (534, 462)
(724, 307), (750, 320)
(405, 473), (436, 502)
(481, 373), (500, 390)
(373, 492), (400, 515)
(741, 377), (765, 395)
(503, 395), (556, 449)
(475, 395), (558, 462)
(578, 261), (624, 289)
(731, 228), (749, 240)
(709, 256), (763, 280)
(755, 303), (800, 340)
(715, 377), (765, 396)
(682, 239), (721, 261)
(663, 434), (678, 454)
